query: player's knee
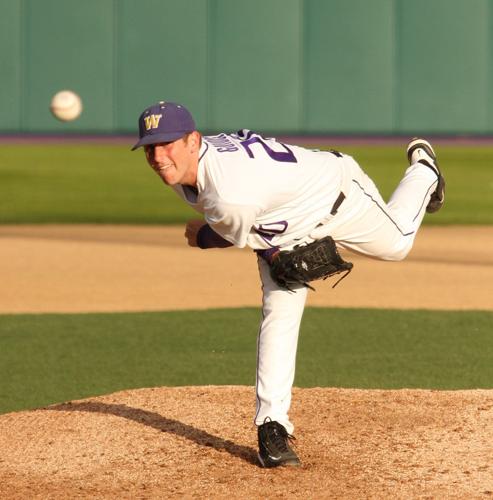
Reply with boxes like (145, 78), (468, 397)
(381, 245), (411, 262)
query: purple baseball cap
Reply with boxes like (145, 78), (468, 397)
(131, 101), (196, 150)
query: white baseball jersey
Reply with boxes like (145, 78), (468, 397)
(173, 130), (352, 250)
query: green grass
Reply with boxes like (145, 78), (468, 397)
(1, 307), (492, 414)
(0, 144), (197, 224)
(0, 143), (492, 224)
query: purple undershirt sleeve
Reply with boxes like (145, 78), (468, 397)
(256, 247), (280, 264)
(196, 224), (234, 249)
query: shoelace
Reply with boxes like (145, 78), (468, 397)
(267, 423), (295, 453)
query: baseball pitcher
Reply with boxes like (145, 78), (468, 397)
(132, 101), (445, 468)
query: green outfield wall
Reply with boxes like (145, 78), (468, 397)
(0, 0), (490, 135)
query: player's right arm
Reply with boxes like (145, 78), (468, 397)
(184, 219), (234, 249)
(204, 199), (263, 248)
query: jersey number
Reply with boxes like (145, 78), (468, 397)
(240, 136), (297, 163)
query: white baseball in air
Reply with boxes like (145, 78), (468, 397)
(50, 90), (83, 122)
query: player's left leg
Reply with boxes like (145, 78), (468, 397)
(254, 256), (308, 436)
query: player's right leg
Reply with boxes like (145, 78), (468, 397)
(405, 137), (445, 213)
(379, 137), (444, 257)
(308, 141), (444, 261)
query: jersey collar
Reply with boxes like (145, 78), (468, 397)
(199, 140), (209, 163)
(196, 140), (209, 193)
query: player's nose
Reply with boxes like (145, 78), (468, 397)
(153, 145), (168, 163)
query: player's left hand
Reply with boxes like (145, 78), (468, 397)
(185, 219), (206, 247)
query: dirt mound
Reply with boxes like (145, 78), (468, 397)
(1, 386), (493, 498)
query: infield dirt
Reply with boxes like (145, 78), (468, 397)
(0, 225), (492, 312)
(1, 225), (492, 498)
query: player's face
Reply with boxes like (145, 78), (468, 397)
(145, 132), (200, 186)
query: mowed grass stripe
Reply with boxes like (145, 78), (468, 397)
(0, 144), (492, 224)
(1, 308), (492, 414)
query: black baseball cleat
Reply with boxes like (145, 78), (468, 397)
(407, 137), (445, 214)
(406, 137), (445, 213)
(257, 418), (301, 468)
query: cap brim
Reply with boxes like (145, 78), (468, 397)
(131, 131), (191, 150)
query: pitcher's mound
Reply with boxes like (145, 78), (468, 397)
(1, 386), (493, 498)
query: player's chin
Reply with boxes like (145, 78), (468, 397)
(160, 175), (175, 186)
(159, 169), (178, 185)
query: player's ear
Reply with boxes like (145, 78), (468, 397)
(188, 131), (201, 153)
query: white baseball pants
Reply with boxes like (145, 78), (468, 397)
(254, 156), (439, 434)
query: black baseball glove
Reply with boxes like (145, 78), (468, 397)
(268, 236), (353, 291)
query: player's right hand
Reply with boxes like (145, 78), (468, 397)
(184, 219), (206, 247)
